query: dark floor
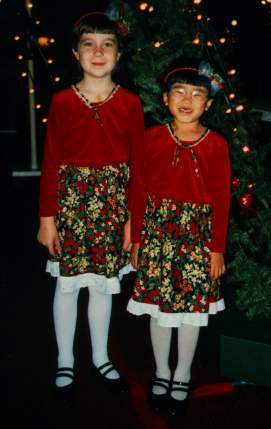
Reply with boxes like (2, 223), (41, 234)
(1, 176), (271, 429)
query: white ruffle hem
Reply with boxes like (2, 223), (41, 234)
(46, 260), (135, 294)
(126, 298), (225, 327)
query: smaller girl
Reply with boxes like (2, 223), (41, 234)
(37, 11), (145, 396)
(127, 58), (231, 416)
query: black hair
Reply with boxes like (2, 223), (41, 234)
(72, 13), (124, 52)
(161, 57), (216, 98)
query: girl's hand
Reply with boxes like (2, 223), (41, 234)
(131, 243), (140, 269)
(210, 252), (226, 281)
(37, 216), (61, 257)
(123, 217), (132, 251)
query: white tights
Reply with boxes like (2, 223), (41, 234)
(150, 317), (200, 399)
(53, 283), (118, 387)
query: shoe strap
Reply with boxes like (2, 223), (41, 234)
(97, 361), (115, 376)
(56, 367), (74, 380)
(153, 377), (170, 389)
(171, 380), (190, 393)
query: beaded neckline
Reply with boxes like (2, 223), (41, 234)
(166, 123), (210, 173)
(72, 84), (119, 126)
(72, 84), (119, 108)
(167, 123), (210, 149)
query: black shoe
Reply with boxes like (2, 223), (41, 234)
(169, 380), (191, 416)
(53, 367), (75, 406)
(90, 361), (129, 393)
(148, 377), (171, 414)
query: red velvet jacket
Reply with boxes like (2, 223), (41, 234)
(130, 124), (231, 253)
(39, 85), (145, 216)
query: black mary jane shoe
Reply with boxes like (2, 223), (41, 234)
(148, 377), (171, 414)
(90, 361), (129, 393)
(169, 380), (191, 416)
(53, 367), (75, 405)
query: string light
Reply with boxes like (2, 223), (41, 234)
(193, 0), (202, 4)
(225, 108), (232, 114)
(47, 59), (53, 64)
(219, 37), (226, 44)
(21, 71), (28, 77)
(231, 19), (238, 26)
(17, 54), (24, 60)
(139, 2), (148, 10)
(36, 104), (41, 109)
(14, 35), (21, 41)
(207, 41), (213, 47)
(242, 145), (250, 154)
(229, 92), (236, 100)
(149, 6), (154, 12)
(54, 77), (60, 82)
(227, 68), (237, 76)
(236, 104), (244, 112)
(41, 118), (48, 123)
(192, 37), (200, 45)
(37, 36), (50, 47)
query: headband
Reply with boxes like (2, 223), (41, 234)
(74, 8), (129, 37)
(164, 61), (224, 94)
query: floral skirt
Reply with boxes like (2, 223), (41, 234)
(127, 196), (225, 327)
(47, 163), (133, 294)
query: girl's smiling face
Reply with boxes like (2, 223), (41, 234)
(163, 82), (213, 124)
(73, 33), (121, 79)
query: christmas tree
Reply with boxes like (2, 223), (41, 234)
(113, 0), (271, 319)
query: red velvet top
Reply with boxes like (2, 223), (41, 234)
(39, 85), (145, 216)
(130, 124), (231, 253)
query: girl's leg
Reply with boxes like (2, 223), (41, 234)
(150, 316), (172, 394)
(87, 287), (119, 379)
(53, 282), (80, 387)
(172, 324), (200, 400)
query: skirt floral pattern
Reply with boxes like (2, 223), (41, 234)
(51, 163), (130, 278)
(131, 196), (221, 314)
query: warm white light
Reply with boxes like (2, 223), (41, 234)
(236, 104), (244, 112)
(231, 19), (238, 26)
(225, 108), (232, 114)
(192, 38), (200, 45)
(219, 37), (226, 44)
(47, 59), (53, 64)
(229, 93), (236, 100)
(36, 104), (41, 109)
(139, 2), (148, 10)
(227, 68), (236, 76)
(42, 118), (48, 123)
(54, 77), (60, 82)
(154, 41), (162, 48)
(242, 145), (250, 154)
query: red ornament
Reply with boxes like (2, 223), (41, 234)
(239, 192), (253, 208)
(232, 176), (240, 188)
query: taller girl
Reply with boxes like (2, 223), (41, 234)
(37, 12), (144, 395)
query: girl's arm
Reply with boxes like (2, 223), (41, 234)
(37, 216), (61, 257)
(210, 252), (226, 280)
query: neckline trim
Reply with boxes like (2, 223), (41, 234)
(167, 123), (210, 149)
(72, 84), (120, 110)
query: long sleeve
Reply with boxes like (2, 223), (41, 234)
(39, 96), (64, 216)
(126, 96), (145, 212)
(130, 134), (150, 243)
(209, 137), (231, 252)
